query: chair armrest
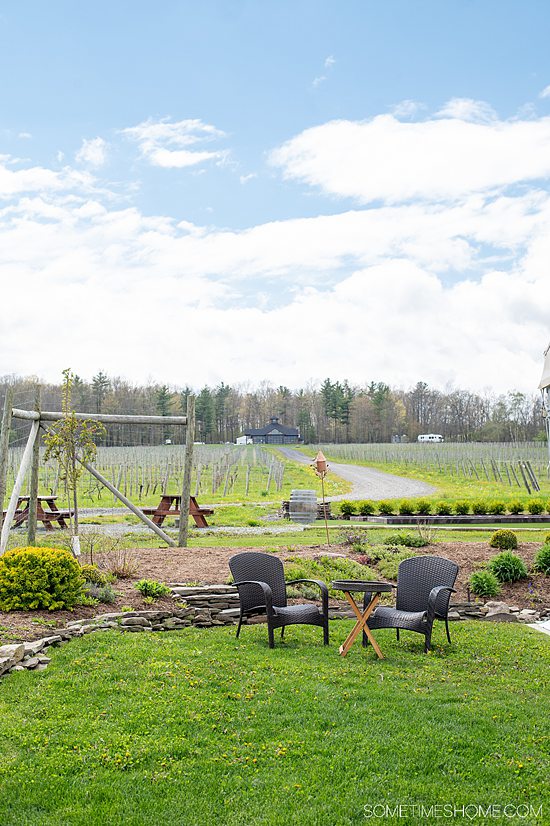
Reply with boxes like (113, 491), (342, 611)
(427, 585), (456, 621)
(286, 579), (329, 613)
(232, 580), (274, 616)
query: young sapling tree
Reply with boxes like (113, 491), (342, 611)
(43, 369), (105, 556)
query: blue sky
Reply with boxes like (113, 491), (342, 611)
(1, 1), (550, 392)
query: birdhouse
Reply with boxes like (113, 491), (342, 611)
(314, 450), (328, 475)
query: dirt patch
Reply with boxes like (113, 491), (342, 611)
(1, 541), (548, 644)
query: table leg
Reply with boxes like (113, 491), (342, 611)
(339, 593), (384, 659)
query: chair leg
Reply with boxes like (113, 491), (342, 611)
(281, 626), (285, 639)
(445, 618), (452, 644)
(396, 628), (400, 641)
(323, 618), (329, 645)
(424, 627), (433, 653)
(236, 613), (243, 639)
(362, 630), (369, 648)
(268, 623), (275, 649)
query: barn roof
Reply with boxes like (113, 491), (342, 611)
(244, 416), (299, 437)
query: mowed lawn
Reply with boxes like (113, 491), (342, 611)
(0, 622), (548, 826)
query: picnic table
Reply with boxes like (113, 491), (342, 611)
(3, 496), (71, 531)
(142, 495), (214, 528)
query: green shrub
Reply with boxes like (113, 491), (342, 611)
(398, 500), (415, 515)
(338, 529), (370, 549)
(527, 500), (544, 515)
(488, 551), (528, 583)
(339, 501), (356, 517)
(376, 549), (411, 581)
(84, 582), (117, 604)
(454, 501), (470, 515)
(385, 532), (427, 548)
(135, 579), (171, 599)
(470, 570), (501, 598)
(378, 501), (395, 515)
(435, 502), (452, 516)
(489, 530), (518, 550)
(358, 501), (376, 516)
(415, 500), (432, 515)
(489, 501), (506, 515)
(0, 546), (84, 611)
(472, 501), (489, 515)
(508, 501), (524, 514)
(80, 564), (107, 585)
(284, 556), (376, 597)
(533, 545), (550, 575)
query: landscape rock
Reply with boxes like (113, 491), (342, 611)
(483, 611), (519, 623)
(40, 635), (63, 647)
(484, 601), (511, 613)
(24, 640), (45, 656)
(120, 617), (152, 628)
(0, 643), (25, 664)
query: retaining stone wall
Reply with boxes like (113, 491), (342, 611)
(1, 586), (548, 680)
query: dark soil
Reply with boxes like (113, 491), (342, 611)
(1, 542), (548, 644)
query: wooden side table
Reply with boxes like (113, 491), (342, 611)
(332, 580), (394, 659)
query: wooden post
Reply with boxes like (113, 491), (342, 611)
(77, 455), (176, 546)
(0, 387), (15, 532)
(0, 419), (40, 555)
(27, 386), (42, 545)
(178, 395), (195, 548)
(12, 409), (188, 425)
(518, 461), (531, 494)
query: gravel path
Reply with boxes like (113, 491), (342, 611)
(275, 447), (435, 501)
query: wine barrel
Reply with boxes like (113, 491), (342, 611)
(288, 489), (317, 524)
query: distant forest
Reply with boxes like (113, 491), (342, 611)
(1, 372), (546, 446)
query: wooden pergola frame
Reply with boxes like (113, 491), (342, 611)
(0, 392), (196, 555)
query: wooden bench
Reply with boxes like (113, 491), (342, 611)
(142, 495), (213, 529)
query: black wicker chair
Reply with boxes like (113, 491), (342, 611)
(229, 551), (329, 648)
(363, 555), (458, 653)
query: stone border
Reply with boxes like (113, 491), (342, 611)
(1, 587), (548, 680)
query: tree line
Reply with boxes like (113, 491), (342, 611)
(1, 373), (545, 446)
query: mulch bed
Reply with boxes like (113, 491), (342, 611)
(1, 542), (548, 644)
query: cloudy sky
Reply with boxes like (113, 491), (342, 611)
(1, 0), (550, 394)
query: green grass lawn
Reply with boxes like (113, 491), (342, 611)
(298, 446), (550, 508)
(0, 623), (548, 825)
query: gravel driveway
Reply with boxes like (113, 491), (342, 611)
(275, 447), (435, 501)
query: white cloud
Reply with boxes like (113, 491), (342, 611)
(0, 181), (548, 392)
(312, 55), (336, 88)
(239, 173), (257, 184)
(391, 99), (425, 119)
(270, 107), (550, 203)
(122, 117), (227, 168)
(0, 156), (96, 198)
(539, 85), (550, 99)
(1, 103), (550, 394)
(436, 97), (497, 122)
(18, 132), (32, 140)
(75, 137), (108, 168)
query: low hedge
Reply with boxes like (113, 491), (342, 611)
(0, 546), (84, 611)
